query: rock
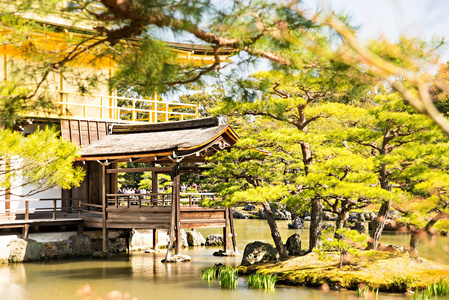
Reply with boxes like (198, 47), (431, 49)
(180, 230), (188, 247)
(323, 212), (337, 221)
(275, 209), (292, 220)
(213, 250), (239, 257)
(8, 239), (43, 262)
(243, 203), (256, 211)
(352, 222), (366, 233)
(41, 241), (72, 258)
(348, 213), (359, 222)
(92, 251), (114, 259)
(364, 213), (372, 221)
(258, 208), (267, 219)
(381, 244), (409, 254)
(240, 241), (279, 266)
(285, 233), (302, 256)
(70, 235), (92, 256)
(288, 217), (305, 229)
(161, 254), (191, 263)
(186, 230), (206, 246)
(304, 216), (311, 221)
(206, 234), (223, 246)
(321, 223), (335, 231)
(233, 210), (249, 219)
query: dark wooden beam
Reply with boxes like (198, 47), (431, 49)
(106, 167), (172, 173)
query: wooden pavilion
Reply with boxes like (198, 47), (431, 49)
(71, 116), (239, 259)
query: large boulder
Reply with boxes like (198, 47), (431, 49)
(186, 230), (206, 246)
(70, 235), (92, 256)
(285, 233), (302, 256)
(288, 217), (305, 229)
(205, 234), (223, 246)
(241, 241), (279, 266)
(9, 239), (43, 262)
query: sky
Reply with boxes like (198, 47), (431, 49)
(303, 0), (449, 60)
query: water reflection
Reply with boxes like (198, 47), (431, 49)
(0, 219), (447, 300)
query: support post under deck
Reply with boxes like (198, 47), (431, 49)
(153, 228), (158, 251)
(223, 207), (230, 254)
(100, 164), (108, 253)
(174, 163), (181, 255)
(228, 207), (238, 253)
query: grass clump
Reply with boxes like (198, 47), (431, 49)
(414, 278), (449, 299)
(218, 266), (239, 289)
(201, 265), (239, 289)
(356, 285), (378, 299)
(247, 273), (277, 289)
(201, 266), (217, 281)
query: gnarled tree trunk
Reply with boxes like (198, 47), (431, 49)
(367, 198), (391, 250)
(309, 198), (322, 251)
(261, 201), (289, 259)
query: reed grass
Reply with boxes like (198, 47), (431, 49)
(218, 266), (239, 289)
(201, 266), (217, 281)
(247, 273), (277, 289)
(413, 278), (449, 300)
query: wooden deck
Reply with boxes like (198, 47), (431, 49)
(0, 194), (234, 253)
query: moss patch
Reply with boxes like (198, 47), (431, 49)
(237, 251), (449, 292)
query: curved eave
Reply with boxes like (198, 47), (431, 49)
(178, 125), (239, 151)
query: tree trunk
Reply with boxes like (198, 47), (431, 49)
(367, 198), (391, 250)
(309, 198), (322, 251)
(409, 227), (420, 259)
(339, 250), (350, 267)
(262, 201), (289, 259)
(334, 210), (349, 238)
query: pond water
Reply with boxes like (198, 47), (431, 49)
(1, 219), (448, 300)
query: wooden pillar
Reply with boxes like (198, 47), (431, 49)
(174, 163), (181, 255)
(100, 163), (108, 253)
(165, 163), (178, 261)
(223, 208), (230, 253)
(229, 208), (238, 253)
(152, 171), (158, 205)
(153, 228), (159, 251)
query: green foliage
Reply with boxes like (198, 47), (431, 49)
(247, 273), (277, 289)
(319, 228), (367, 256)
(0, 127), (84, 196)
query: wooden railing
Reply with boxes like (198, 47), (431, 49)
(180, 193), (218, 206)
(105, 192), (220, 209)
(40, 90), (200, 123)
(106, 193), (173, 208)
(0, 198), (82, 221)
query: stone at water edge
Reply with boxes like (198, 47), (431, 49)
(240, 241), (279, 266)
(161, 254), (191, 263)
(205, 234), (223, 246)
(288, 216), (305, 229)
(243, 203), (256, 211)
(285, 233), (302, 256)
(186, 230), (206, 246)
(212, 250), (239, 257)
(8, 238), (42, 262)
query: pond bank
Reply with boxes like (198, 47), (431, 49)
(237, 251), (449, 292)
